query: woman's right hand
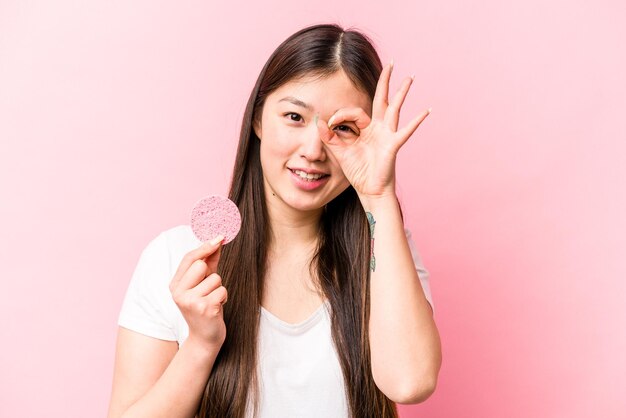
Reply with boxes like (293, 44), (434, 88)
(169, 235), (228, 351)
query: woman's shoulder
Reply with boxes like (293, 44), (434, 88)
(118, 225), (197, 343)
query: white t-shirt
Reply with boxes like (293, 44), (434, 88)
(117, 224), (434, 418)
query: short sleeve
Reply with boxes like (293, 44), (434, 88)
(117, 231), (178, 341)
(404, 228), (435, 314)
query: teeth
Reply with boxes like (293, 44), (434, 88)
(294, 169), (325, 180)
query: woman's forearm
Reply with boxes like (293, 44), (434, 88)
(360, 193), (442, 404)
(120, 339), (219, 418)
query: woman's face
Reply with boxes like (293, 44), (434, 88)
(253, 70), (372, 215)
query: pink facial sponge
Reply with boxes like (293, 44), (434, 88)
(190, 195), (241, 244)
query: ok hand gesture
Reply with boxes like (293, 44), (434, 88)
(316, 61), (431, 201)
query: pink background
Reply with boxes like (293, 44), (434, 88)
(1, 1), (624, 417)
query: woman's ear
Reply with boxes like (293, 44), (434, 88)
(253, 119), (261, 140)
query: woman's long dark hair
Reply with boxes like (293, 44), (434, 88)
(197, 23), (400, 418)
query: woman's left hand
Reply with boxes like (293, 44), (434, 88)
(316, 61), (431, 201)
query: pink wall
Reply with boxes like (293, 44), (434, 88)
(1, 1), (624, 417)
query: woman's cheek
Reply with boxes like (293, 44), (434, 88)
(275, 128), (299, 149)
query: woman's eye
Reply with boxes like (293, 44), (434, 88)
(284, 113), (356, 135)
(285, 112), (303, 122)
(334, 125), (357, 134)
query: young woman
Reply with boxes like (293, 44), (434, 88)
(108, 23), (441, 418)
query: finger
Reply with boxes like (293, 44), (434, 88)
(327, 107), (371, 133)
(316, 117), (345, 162)
(191, 272), (222, 297)
(176, 258), (212, 292)
(206, 285), (228, 306)
(314, 113), (334, 144)
(372, 60), (393, 121)
(170, 235), (224, 290)
(396, 108), (431, 149)
(385, 75), (414, 131)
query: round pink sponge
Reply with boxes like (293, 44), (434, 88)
(190, 195), (241, 244)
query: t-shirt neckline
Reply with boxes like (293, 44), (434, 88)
(260, 299), (330, 333)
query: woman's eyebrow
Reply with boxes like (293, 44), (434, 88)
(277, 96), (346, 117)
(278, 96), (313, 111)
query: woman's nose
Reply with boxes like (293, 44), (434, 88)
(299, 120), (327, 161)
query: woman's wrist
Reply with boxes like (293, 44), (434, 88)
(181, 335), (223, 362)
(358, 189), (399, 213)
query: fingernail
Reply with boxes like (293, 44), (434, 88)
(390, 59), (394, 70)
(209, 235), (224, 246)
(314, 114), (319, 125)
(428, 107), (432, 113)
(410, 74), (415, 81)
(327, 115), (335, 128)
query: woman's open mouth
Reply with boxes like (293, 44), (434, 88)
(288, 168), (330, 190)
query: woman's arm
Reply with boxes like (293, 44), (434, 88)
(107, 327), (219, 418)
(361, 194), (442, 405)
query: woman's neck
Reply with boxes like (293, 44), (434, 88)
(265, 196), (322, 255)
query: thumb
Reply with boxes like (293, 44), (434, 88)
(204, 242), (222, 275)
